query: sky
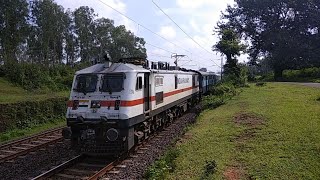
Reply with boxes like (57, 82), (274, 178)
(55, 0), (245, 73)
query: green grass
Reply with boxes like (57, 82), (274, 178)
(158, 83), (320, 180)
(0, 77), (69, 104)
(0, 118), (65, 143)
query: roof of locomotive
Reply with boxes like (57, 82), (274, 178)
(75, 63), (150, 75)
(198, 71), (216, 76)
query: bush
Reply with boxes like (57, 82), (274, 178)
(209, 83), (238, 98)
(256, 82), (266, 86)
(0, 97), (68, 132)
(0, 65), (4, 77)
(283, 67), (320, 82)
(3, 62), (76, 91)
(203, 96), (225, 109)
(203, 83), (240, 109)
(144, 148), (180, 179)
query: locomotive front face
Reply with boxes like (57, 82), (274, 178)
(65, 72), (138, 156)
(66, 73), (125, 122)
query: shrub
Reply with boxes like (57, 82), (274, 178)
(209, 83), (238, 98)
(203, 96), (225, 109)
(3, 62), (76, 91)
(144, 148), (180, 179)
(201, 160), (217, 179)
(0, 65), (4, 77)
(0, 97), (68, 132)
(203, 83), (240, 109)
(283, 67), (320, 82)
(256, 82), (266, 86)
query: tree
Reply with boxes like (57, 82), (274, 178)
(214, 28), (245, 78)
(92, 18), (115, 61)
(73, 6), (96, 63)
(109, 25), (146, 62)
(0, 0), (29, 63)
(219, 0), (320, 80)
(64, 9), (78, 65)
(29, 0), (67, 65)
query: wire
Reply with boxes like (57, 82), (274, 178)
(96, 0), (191, 54)
(96, 0), (221, 69)
(145, 42), (175, 54)
(152, 0), (221, 67)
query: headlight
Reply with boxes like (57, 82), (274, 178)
(72, 100), (79, 110)
(106, 128), (119, 141)
(91, 100), (101, 108)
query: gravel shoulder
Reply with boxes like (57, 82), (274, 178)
(0, 140), (79, 180)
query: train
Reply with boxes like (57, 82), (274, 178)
(62, 57), (217, 156)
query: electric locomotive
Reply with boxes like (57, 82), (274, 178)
(62, 57), (214, 156)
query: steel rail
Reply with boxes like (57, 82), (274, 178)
(0, 127), (64, 162)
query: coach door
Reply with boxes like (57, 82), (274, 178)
(144, 73), (150, 112)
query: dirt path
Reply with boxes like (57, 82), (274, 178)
(281, 82), (320, 88)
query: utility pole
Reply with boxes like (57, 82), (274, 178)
(171, 53), (186, 66)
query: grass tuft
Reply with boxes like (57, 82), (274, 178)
(201, 160), (217, 179)
(144, 148), (180, 180)
(255, 82), (266, 86)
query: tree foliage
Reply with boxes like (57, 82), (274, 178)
(0, 0), (29, 63)
(214, 28), (245, 78)
(0, 0), (147, 90)
(219, 0), (320, 80)
(0, 0), (147, 66)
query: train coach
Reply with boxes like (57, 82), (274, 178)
(63, 57), (216, 156)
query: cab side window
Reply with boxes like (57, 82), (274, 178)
(136, 76), (143, 90)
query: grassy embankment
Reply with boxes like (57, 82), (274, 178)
(0, 78), (68, 143)
(0, 77), (68, 104)
(146, 83), (320, 179)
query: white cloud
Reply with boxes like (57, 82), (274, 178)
(176, 0), (215, 9)
(159, 26), (176, 39)
(151, 0), (240, 72)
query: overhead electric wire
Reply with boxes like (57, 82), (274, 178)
(151, 0), (221, 68)
(96, 0), (221, 69)
(145, 42), (174, 54)
(96, 0), (191, 54)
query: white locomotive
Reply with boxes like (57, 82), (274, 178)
(63, 58), (216, 156)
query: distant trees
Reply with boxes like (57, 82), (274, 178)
(0, 0), (29, 63)
(214, 29), (245, 78)
(218, 0), (320, 80)
(0, 0), (146, 66)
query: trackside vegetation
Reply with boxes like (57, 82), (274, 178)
(0, 118), (64, 143)
(146, 83), (320, 179)
(0, 78), (68, 141)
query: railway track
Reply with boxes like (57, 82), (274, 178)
(32, 154), (123, 180)
(0, 127), (64, 162)
(32, 136), (155, 180)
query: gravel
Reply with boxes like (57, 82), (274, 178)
(103, 106), (202, 180)
(0, 140), (79, 180)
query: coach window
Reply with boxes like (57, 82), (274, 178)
(136, 76), (143, 90)
(155, 76), (164, 87)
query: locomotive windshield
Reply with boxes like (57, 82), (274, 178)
(74, 74), (98, 94)
(101, 73), (124, 93)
